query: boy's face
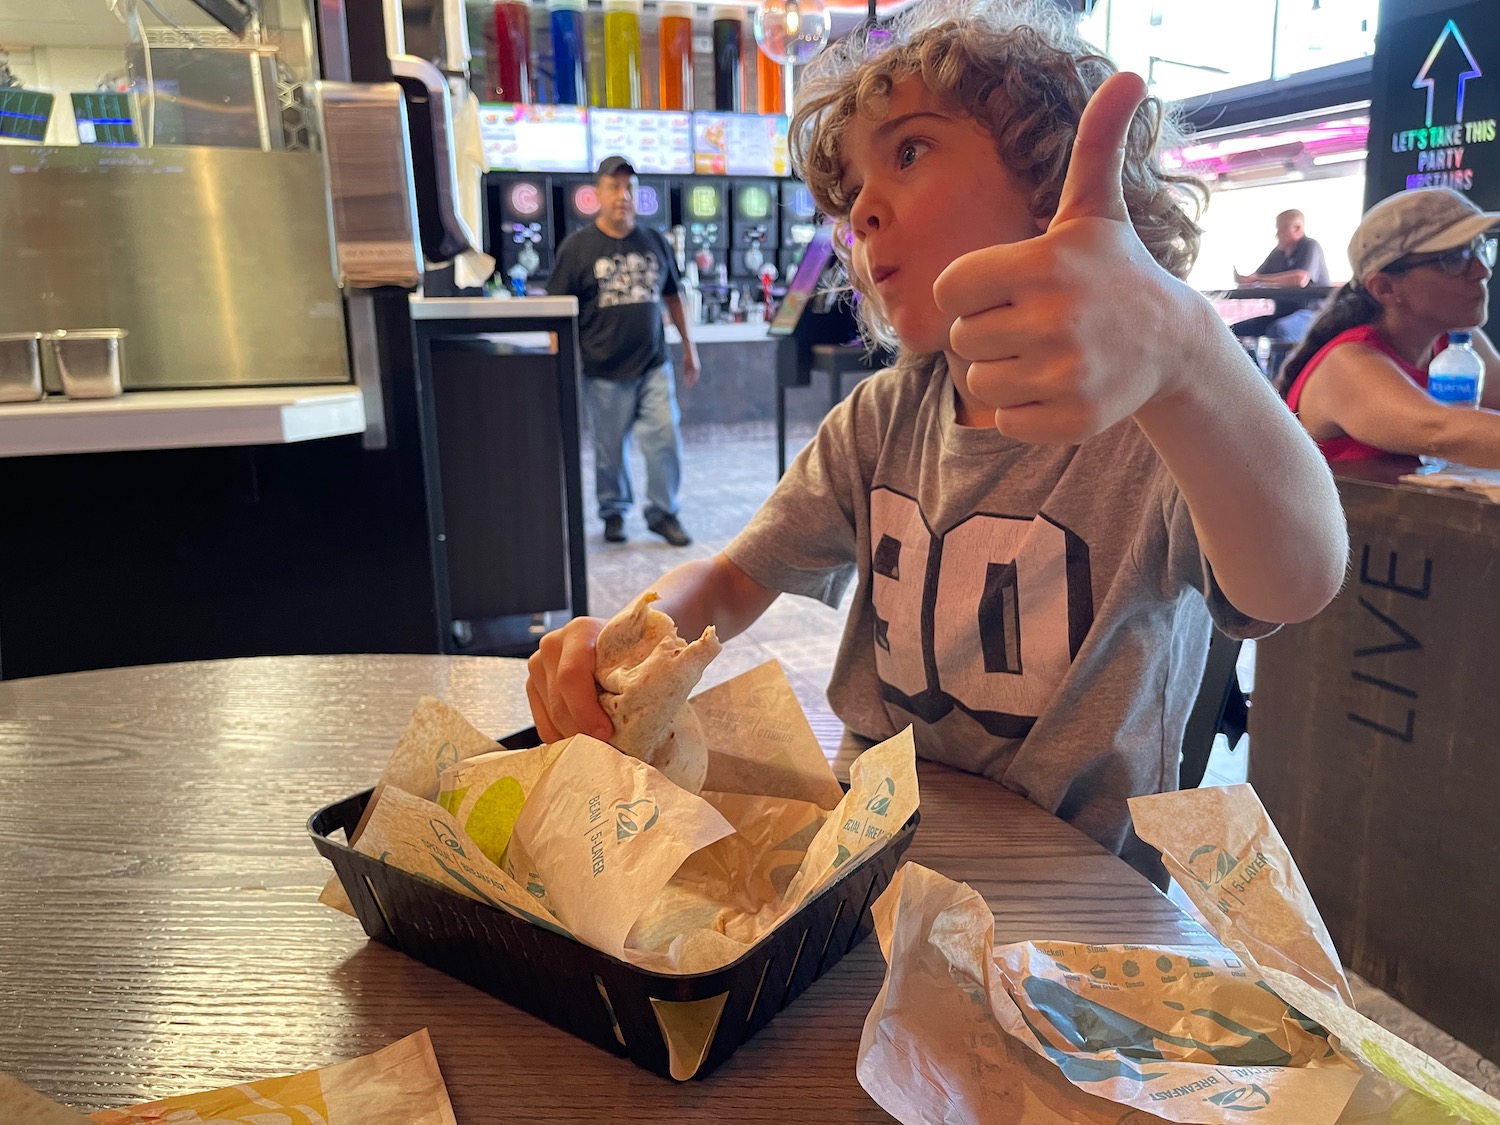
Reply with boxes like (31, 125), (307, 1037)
(839, 76), (1045, 357)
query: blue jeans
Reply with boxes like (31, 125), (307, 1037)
(1231, 307), (1317, 342)
(583, 363), (682, 522)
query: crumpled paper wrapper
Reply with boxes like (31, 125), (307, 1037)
(1399, 466), (1500, 503)
(858, 863), (1360, 1125)
(320, 695), (511, 916)
(323, 660), (920, 1079)
(1133, 785), (1500, 1125)
(1131, 783), (1353, 1007)
(854, 784), (1500, 1124)
(86, 1029), (455, 1124)
(0, 1075), (93, 1124)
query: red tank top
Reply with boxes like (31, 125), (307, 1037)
(1284, 323), (1437, 463)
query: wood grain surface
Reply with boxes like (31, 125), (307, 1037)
(0, 655), (1214, 1121)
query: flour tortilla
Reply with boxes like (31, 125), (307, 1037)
(595, 591), (721, 792)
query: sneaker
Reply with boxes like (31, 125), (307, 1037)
(646, 512), (692, 547)
(603, 515), (626, 542)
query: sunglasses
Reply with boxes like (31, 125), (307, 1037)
(1385, 235), (1498, 277)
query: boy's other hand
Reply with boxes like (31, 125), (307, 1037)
(525, 615), (612, 743)
(935, 71), (1188, 444)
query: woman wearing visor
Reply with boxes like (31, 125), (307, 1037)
(1277, 187), (1500, 465)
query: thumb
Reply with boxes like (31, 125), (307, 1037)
(1051, 71), (1147, 228)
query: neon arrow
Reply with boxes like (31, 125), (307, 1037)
(1412, 19), (1482, 127)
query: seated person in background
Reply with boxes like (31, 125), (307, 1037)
(1277, 187), (1500, 465)
(1231, 209), (1331, 345)
(526, 0), (1346, 885)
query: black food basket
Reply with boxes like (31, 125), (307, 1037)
(309, 729), (919, 1080)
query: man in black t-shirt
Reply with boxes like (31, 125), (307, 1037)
(1230, 209), (1331, 345)
(547, 156), (701, 546)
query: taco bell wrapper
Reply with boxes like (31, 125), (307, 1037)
(857, 862), (1362, 1125)
(321, 662), (921, 1079)
(0, 1075), (93, 1125)
(1130, 783), (1352, 1006)
(510, 733), (736, 956)
(320, 696), (509, 916)
(1131, 785), (1500, 1125)
(87, 1029), (455, 1125)
(854, 783), (1500, 1124)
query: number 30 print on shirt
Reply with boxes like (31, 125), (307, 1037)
(869, 488), (1094, 739)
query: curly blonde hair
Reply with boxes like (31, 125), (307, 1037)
(790, 0), (1207, 355)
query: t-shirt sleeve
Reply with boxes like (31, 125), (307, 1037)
(723, 395), (864, 608)
(1154, 469), (1280, 642)
(1297, 238), (1330, 285)
(545, 237), (577, 296)
(654, 229), (681, 297)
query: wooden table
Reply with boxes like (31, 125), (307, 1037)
(0, 655), (1214, 1121)
(1250, 459), (1500, 1065)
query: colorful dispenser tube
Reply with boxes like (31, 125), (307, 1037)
(489, 0), (532, 102)
(658, 1), (695, 111)
(712, 6), (744, 112)
(549, 0), (587, 104)
(603, 0), (643, 108)
(756, 44), (783, 114)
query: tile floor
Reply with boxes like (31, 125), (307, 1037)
(580, 419), (1500, 1094)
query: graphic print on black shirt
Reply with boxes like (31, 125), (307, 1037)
(547, 223), (680, 382)
(868, 487), (1094, 739)
(594, 250), (662, 309)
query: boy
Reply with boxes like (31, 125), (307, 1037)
(527, 0), (1346, 883)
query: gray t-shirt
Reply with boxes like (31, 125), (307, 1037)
(726, 358), (1274, 863)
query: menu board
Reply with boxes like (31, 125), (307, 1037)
(479, 104), (591, 173)
(768, 226), (834, 336)
(0, 89), (54, 142)
(587, 109), (694, 175)
(693, 113), (792, 176)
(72, 93), (138, 146)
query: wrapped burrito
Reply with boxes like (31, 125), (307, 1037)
(595, 591), (721, 793)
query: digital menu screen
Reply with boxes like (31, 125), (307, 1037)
(693, 113), (791, 176)
(587, 109), (694, 175)
(479, 104), (591, 173)
(0, 89), (54, 142)
(72, 93), (138, 146)
(769, 226), (834, 336)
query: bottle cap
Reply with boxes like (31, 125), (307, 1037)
(1449, 330), (1473, 344)
(547, 0), (586, 10)
(713, 6), (745, 21)
(660, 1), (694, 15)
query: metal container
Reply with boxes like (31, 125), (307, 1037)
(49, 329), (128, 399)
(0, 333), (45, 402)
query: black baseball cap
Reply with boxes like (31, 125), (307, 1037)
(597, 155), (637, 178)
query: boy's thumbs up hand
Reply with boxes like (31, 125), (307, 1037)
(934, 72), (1190, 444)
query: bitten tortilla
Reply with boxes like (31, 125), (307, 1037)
(595, 591), (721, 792)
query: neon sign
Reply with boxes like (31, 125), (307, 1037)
(1412, 19), (1481, 128)
(1392, 18), (1495, 193)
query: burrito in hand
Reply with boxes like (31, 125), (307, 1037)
(595, 591), (721, 793)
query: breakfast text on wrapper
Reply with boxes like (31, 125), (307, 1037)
(586, 794), (606, 876)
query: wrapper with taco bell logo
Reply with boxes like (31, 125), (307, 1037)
(1131, 784), (1500, 1125)
(853, 786), (1500, 1124)
(321, 661), (921, 1079)
(857, 863), (1360, 1125)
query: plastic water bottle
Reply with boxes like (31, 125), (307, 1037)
(1419, 331), (1485, 471)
